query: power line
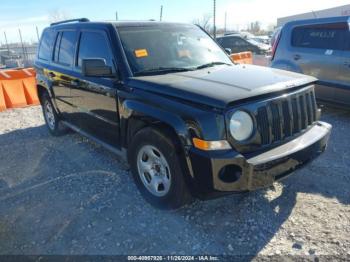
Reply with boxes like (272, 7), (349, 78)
(224, 11), (227, 34)
(4, 31), (10, 55)
(160, 5), (163, 21)
(36, 26), (40, 42)
(213, 0), (216, 39)
(18, 28), (28, 61)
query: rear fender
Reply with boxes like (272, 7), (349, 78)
(271, 60), (302, 73)
(36, 70), (60, 113)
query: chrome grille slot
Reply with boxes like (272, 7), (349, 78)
(305, 92), (314, 124)
(257, 107), (270, 144)
(310, 91), (317, 121)
(299, 95), (307, 129)
(292, 97), (299, 133)
(282, 100), (292, 137)
(270, 103), (282, 142)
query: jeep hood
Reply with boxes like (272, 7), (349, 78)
(128, 64), (317, 109)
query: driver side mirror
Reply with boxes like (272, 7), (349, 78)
(82, 58), (113, 77)
(225, 48), (232, 55)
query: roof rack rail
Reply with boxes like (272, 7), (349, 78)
(50, 18), (90, 26)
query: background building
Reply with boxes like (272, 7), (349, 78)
(277, 4), (350, 27)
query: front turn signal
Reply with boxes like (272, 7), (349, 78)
(192, 138), (231, 151)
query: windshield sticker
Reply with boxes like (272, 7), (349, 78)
(178, 49), (191, 58)
(135, 49), (149, 58)
(325, 49), (333, 55)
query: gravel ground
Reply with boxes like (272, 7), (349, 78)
(0, 105), (349, 260)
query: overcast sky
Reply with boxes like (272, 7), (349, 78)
(0, 0), (349, 43)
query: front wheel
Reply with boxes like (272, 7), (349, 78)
(128, 127), (192, 209)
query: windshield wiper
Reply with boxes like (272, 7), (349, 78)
(134, 67), (193, 76)
(196, 61), (231, 70)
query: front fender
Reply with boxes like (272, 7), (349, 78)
(120, 99), (191, 148)
(120, 99), (199, 180)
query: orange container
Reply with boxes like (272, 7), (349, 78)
(23, 77), (39, 105)
(1, 80), (28, 108)
(230, 51), (253, 64)
(0, 68), (38, 111)
(0, 86), (6, 112)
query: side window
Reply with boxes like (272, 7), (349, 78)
(292, 23), (347, 50)
(232, 37), (247, 46)
(77, 31), (114, 69)
(221, 37), (232, 48)
(38, 29), (56, 61)
(53, 31), (77, 66)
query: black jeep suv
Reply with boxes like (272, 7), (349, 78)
(35, 18), (331, 209)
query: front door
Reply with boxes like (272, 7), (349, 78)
(71, 30), (120, 147)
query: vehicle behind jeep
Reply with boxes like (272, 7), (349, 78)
(216, 34), (271, 55)
(271, 16), (350, 107)
(35, 19), (331, 209)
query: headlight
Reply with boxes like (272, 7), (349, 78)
(229, 111), (254, 141)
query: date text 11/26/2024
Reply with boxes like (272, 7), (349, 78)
(127, 256), (220, 261)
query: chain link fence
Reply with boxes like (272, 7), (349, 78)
(0, 43), (38, 69)
(0, 29), (39, 69)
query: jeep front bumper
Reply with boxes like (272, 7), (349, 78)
(189, 121), (332, 194)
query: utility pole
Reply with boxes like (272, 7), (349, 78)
(115, 11), (118, 21)
(18, 28), (27, 61)
(160, 5), (163, 21)
(4, 31), (10, 55)
(213, 0), (216, 39)
(224, 12), (227, 34)
(36, 26), (40, 42)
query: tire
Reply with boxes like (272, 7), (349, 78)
(128, 127), (193, 209)
(41, 92), (69, 136)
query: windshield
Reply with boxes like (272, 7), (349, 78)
(117, 24), (232, 76)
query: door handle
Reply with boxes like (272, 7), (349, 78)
(293, 54), (301, 61)
(48, 72), (56, 78)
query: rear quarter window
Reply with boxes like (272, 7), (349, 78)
(291, 22), (348, 50)
(38, 29), (56, 61)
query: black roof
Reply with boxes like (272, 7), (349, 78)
(49, 18), (189, 29)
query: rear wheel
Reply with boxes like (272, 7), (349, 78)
(128, 127), (192, 209)
(41, 92), (68, 136)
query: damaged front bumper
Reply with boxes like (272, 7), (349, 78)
(189, 121), (332, 194)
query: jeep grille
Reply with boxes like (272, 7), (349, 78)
(256, 87), (317, 145)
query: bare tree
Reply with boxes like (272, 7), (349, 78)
(48, 9), (71, 23)
(192, 13), (212, 33)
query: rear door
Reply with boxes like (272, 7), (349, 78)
(50, 30), (78, 119)
(71, 29), (120, 147)
(290, 23), (346, 103)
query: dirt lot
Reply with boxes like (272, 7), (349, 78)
(0, 105), (349, 259)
